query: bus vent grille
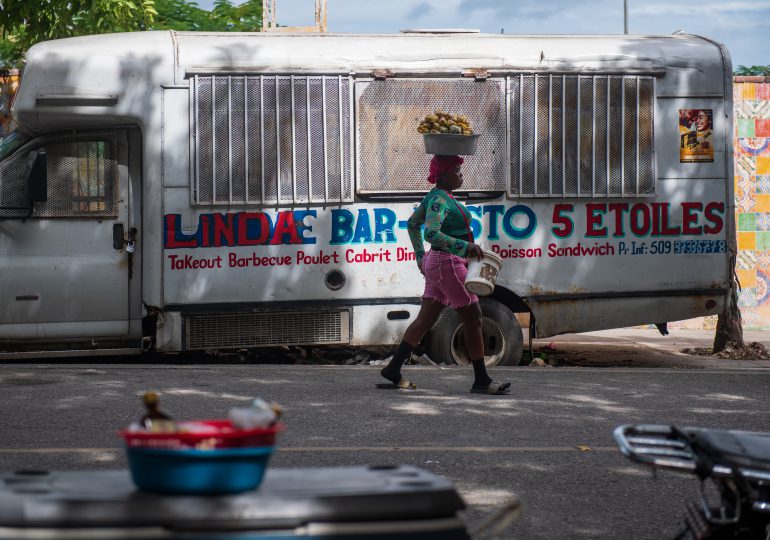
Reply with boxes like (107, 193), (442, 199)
(190, 75), (353, 206)
(357, 78), (508, 193)
(185, 310), (350, 350)
(510, 74), (656, 198)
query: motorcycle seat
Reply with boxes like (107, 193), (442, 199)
(693, 429), (770, 473)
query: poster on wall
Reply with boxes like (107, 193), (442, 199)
(0, 71), (20, 139)
(679, 108), (714, 163)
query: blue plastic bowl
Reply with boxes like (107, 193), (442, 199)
(126, 446), (274, 494)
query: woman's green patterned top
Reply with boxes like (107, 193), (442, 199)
(407, 188), (473, 268)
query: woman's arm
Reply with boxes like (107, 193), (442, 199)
(407, 204), (427, 268)
(423, 195), (469, 257)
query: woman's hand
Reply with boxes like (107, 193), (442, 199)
(417, 257), (425, 275)
(466, 243), (484, 261)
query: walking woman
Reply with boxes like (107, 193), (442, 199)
(379, 154), (511, 395)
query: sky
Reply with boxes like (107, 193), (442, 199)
(196, 0), (770, 69)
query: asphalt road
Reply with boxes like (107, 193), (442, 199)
(1, 360), (769, 539)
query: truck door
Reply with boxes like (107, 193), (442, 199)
(0, 130), (134, 340)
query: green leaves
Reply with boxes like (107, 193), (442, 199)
(152, 0), (262, 32)
(0, 0), (157, 68)
(72, 0), (157, 34)
(734, 65), (770, 76)
(0, 0), (263, 69)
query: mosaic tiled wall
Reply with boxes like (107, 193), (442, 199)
(733, 77), (770, 330)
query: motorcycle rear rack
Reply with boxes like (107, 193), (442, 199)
(614, 424), (770, 517)
(614, 424), (700, 472)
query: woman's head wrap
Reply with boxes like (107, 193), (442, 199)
(427, 155), (464, 184)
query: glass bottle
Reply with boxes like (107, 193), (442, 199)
(140, 391), (177, 432)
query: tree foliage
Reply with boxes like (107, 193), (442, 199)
(0, 0), (263, 69)
(734, 65), (770, 76)
(0, 0), (158, 67)
(152, 0), (262, 32)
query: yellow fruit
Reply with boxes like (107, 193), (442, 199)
(419, 111), (473, 134)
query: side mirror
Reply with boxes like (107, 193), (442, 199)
(26, 150), (47, 203)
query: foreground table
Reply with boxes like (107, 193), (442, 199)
(0, 465), (469, 539)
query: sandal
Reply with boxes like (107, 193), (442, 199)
(376, 379), (417, 390)
(470, 381), (511, 395)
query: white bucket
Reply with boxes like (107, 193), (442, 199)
(464, 250), (503, 296)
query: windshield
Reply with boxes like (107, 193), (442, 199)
(0, 130), (31, 162)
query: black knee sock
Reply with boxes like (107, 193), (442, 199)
(471, 358), (492, 388)
(381, 341), (414, 383)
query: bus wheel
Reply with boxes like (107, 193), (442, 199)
(425, 298), (523, 367)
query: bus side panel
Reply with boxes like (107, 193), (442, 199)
(160, 191), (425, 305)
(533, 294), (725, 337)
(495, 178), (729, 299)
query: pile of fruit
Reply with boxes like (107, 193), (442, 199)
(417, 110), (473, 135)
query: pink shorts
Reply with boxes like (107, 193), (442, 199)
(421, 249), (479, 308)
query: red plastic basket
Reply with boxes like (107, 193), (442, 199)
(119, 420), (285, 450)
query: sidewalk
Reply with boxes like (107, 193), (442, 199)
(531, 327), (770, 369)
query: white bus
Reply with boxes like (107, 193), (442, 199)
(0, 30), (733, 364)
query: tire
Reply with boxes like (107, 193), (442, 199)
(425, 298), (524, 367)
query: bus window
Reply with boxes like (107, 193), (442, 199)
(0, 133), (118, 218)
(0, 130), (30, 161)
